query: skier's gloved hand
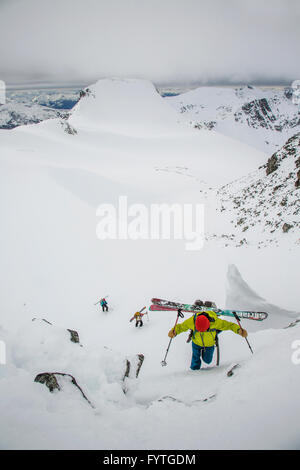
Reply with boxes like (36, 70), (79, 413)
(238, 328), (248, 338)
(168, 328), (177, 338)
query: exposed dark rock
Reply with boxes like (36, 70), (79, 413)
(67, 329), (80, 344)
(194, 121), (216, 131)
(273, 184), (283, 192)
(31, 318), (80, 344)
(135, 354), (145, 378)
(295, 170), (300, 189)
(34, 372), (93, 407)
(284, 87), (293, 100)
(123, 359), (131, 381)
(60, 121), (77, 135)
(34, 372), (60, 392)
(123, 354), (144, 381)
(32, 318), (53, 325)
(122, 354), (145, 394)
(282, 223), (293, 233)
(240, 98), (276, 129)
(280, 197), (287, 206)
(79, 88), (91, 99)
(285, 318), (300, 329)
(266, 154), (279, 175)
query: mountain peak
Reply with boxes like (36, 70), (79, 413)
(68, 78), (190, 137)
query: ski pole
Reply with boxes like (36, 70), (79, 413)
(161, 309), (184, 367)
(215, 334), (220, 366)
(233, 312), (253, 354)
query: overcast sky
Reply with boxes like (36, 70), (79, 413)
(0, 0), (299, 87)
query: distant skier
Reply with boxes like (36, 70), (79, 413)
(129, 307), (147, 327)
(100, 298), (108, 312)
(168, 311), (248, 370)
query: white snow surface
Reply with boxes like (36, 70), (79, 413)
(0, 78), (299, 450)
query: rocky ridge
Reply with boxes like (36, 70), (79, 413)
(167, 85), (300, 153)
(213, 132), (300, 247)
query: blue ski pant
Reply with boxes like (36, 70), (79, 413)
(190, 342), (215, 370)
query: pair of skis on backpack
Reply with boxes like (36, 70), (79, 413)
(149, 298), (268, 321)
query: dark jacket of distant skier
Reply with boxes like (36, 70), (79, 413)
(100, 298), (108, 312)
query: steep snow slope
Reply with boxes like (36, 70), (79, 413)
(0, 78), (299, 450)
(210, 132), (300, 248)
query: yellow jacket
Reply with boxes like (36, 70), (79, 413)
(175, 311), (240, 347)
(134, 312), (144, 319)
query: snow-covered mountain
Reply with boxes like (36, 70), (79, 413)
(0, 102), (65, 129)
(167, 85), (300, 154)
(31, 90), (80, 109)
(0, 88), (80, 129)
(0, 78), (299, 450)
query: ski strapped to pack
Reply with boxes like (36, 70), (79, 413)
(149, 298), (268, 321)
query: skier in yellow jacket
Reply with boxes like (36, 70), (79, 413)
(168, 311), (248, 370)
(133, 311), (144, 328)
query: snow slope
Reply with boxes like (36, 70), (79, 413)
(68, 78), (191, 137)
(199, 132), (300, 252)
(0, 78), (299, 450)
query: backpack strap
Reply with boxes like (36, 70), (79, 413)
(192, 313), (197, 339)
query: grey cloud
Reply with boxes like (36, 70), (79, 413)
(0, 0), (299, 86)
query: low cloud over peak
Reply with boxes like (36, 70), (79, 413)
(1, 0), (299, 86)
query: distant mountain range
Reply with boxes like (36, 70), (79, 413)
(0, 88), (80, 129)
(2, 84), (300, 156)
